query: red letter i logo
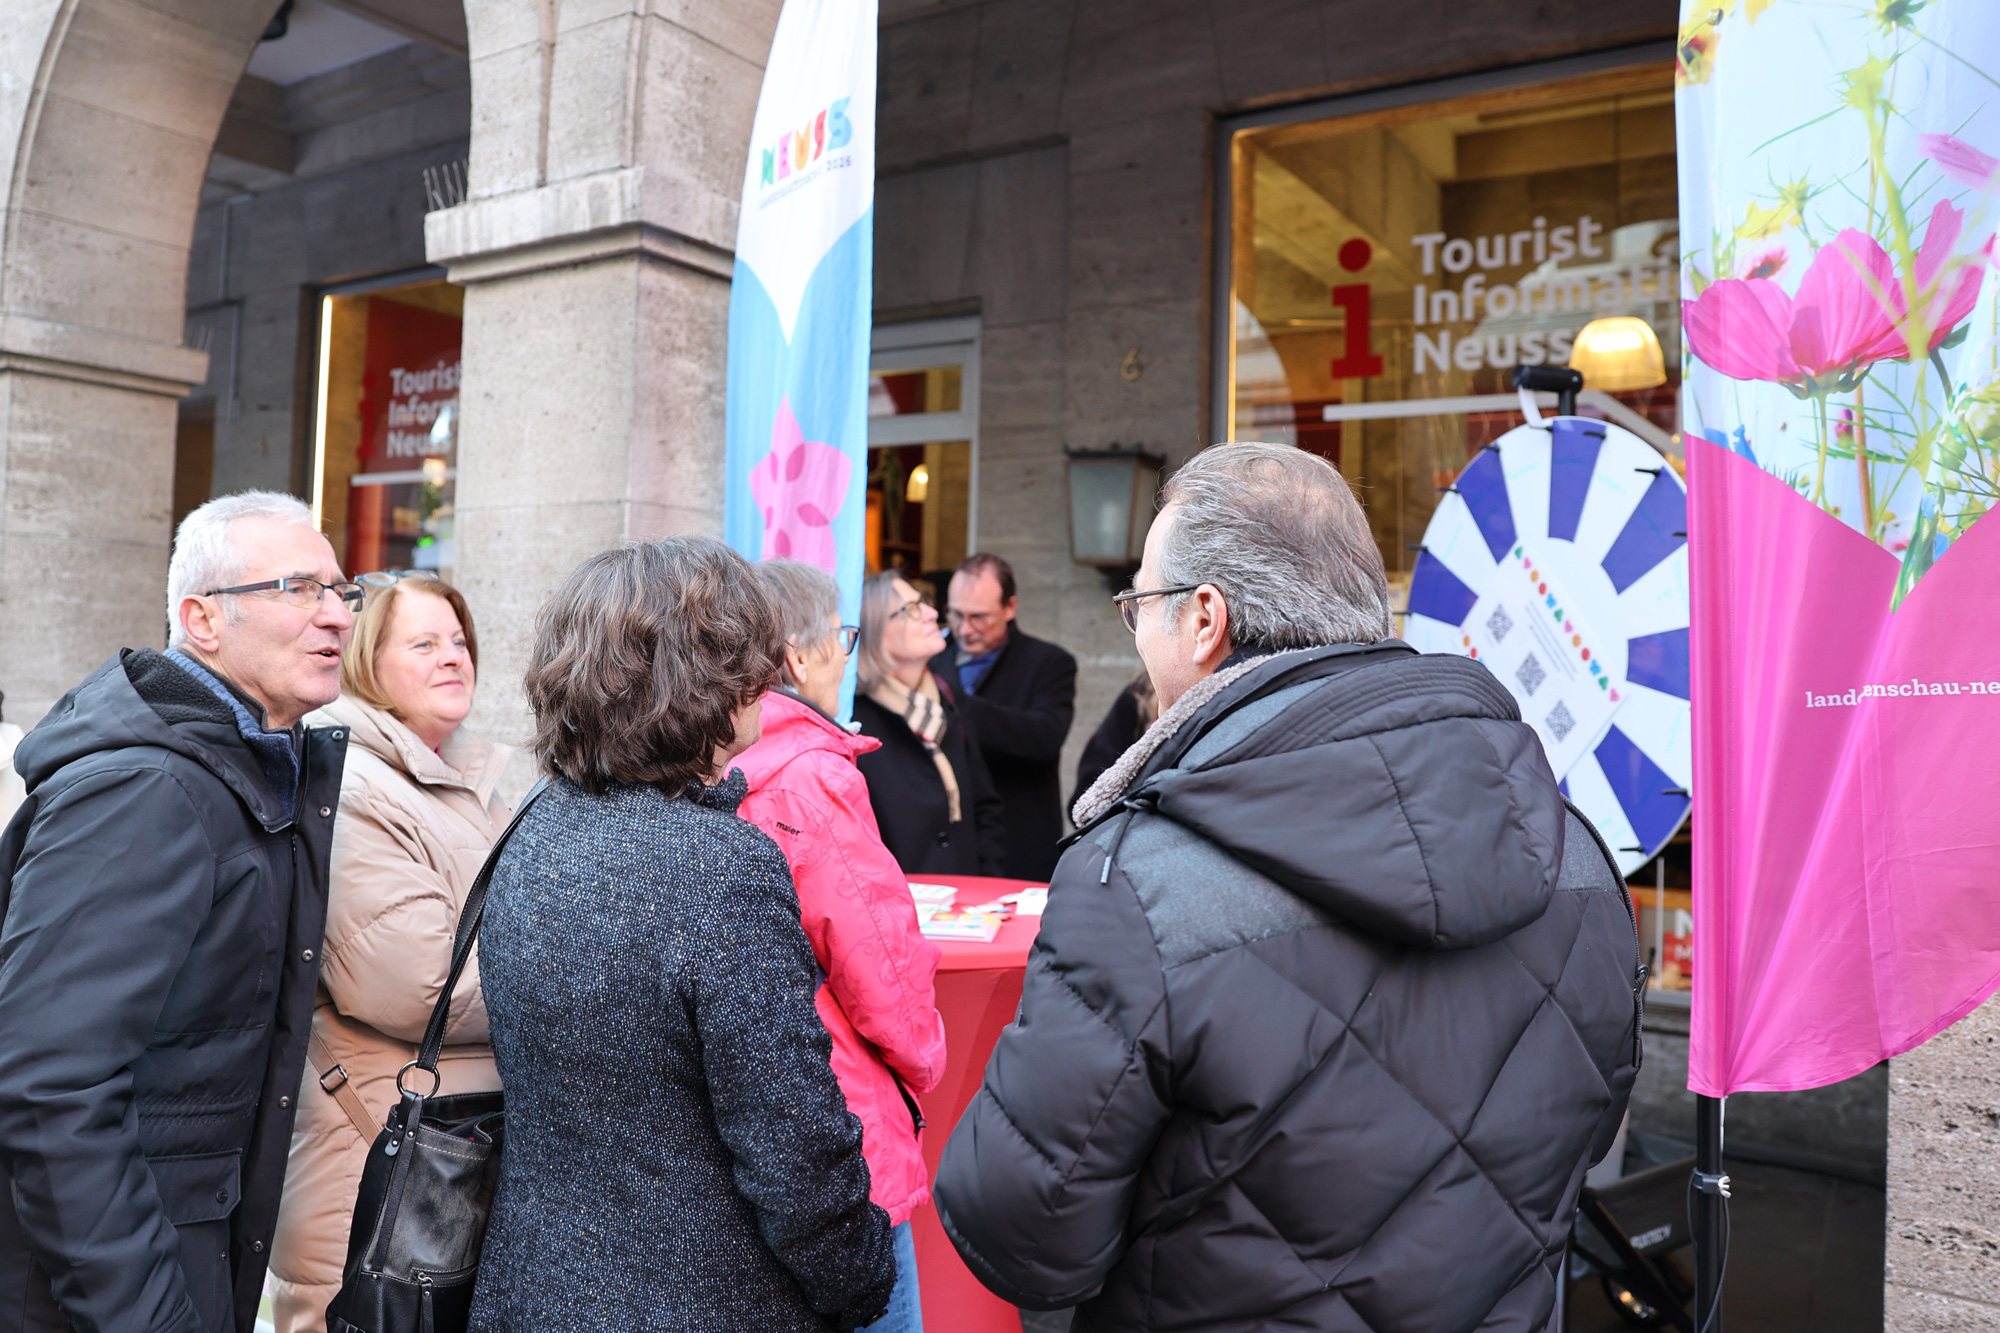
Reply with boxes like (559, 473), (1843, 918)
(1328, 238), (1384, 379)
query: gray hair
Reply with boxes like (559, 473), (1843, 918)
(1155, 442), (1392, 649)
(755, 559), (841, 689)
(855, 570), (913, 692)
(165, 490), (317, 648)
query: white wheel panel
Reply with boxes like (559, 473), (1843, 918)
(1403, 414), (1691, 873)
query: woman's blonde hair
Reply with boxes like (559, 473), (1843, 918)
(856, 570), (918, 692)
(341, 576), (480, 715)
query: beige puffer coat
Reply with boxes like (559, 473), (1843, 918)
(267, 695), (513, 1332)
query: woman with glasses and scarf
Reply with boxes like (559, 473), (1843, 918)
(268, 571), (515, 1331)
(852, 571), (1006, 876)
(735, 560), (948, 1333)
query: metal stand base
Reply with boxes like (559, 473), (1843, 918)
(1693, 1094), (1730, 1332)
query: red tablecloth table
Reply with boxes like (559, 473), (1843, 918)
(908, 875), (1043, 1333)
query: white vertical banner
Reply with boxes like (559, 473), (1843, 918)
(723, 0), (877, 713)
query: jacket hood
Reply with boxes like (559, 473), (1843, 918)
(1128, 644), (1566, 952)
(307, 693), (510, 805)
(14, 650), (297, 831)
(734, 689), (880, 790)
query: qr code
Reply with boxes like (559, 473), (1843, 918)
(1546, 700), (1576, 742)
(1514, 652), (1548, 697)
(1485, 604), (1514, 643)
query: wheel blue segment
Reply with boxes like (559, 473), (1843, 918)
(1454, 447), (1517, 563)
(1626, 628), (1690, 700)
(1600, 469), (1688, 594)
(1593, 723), (1690, 853)
(1407, 549), (1480, 627)
(1547, 418), (1606, 542)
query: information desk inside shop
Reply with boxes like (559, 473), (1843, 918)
(908, 875), (1044, 1332)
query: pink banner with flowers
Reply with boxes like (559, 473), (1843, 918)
(1678, 0), (2000, 1093)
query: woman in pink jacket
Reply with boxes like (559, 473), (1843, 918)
(736, 560), (949, 1333)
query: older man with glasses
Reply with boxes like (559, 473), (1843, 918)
(936, 443), (1641, 1333)
(0, 491), (353, 1333)
(928, 553), (1077, 881)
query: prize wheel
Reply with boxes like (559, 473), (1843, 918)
(1402, 414), (1690, 878)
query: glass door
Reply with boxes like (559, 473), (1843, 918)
(867, 317), (980, 596)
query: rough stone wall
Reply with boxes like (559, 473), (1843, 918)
(0, 0), (270, 724)
(1887, 993), (2000, 1329)
(872, 0), (1676, 809)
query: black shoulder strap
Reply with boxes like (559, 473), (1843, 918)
(413, 776), (551, 1072)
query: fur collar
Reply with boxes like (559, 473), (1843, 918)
(1071, 654), (1272, 827)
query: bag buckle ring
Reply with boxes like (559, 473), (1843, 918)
(318, 1063), (350, 1094)
(397, 1060), (442, 1098)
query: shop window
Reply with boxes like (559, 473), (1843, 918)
(1220, 58), (1691, 998)
(311, 274), (462, 582)
(1222, 62), (1680, 592)
(866, 318), (979, 595)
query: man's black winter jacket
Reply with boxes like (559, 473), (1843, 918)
(937, 643), (1642, 1333)
(930, 629), (1078, 881)
(0, 651), (346, 1333)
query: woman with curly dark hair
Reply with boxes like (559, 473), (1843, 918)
(466, 537), (897, 1333)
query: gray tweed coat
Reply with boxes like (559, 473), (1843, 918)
(466, 772), (896, 1332)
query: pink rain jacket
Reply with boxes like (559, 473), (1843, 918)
(736, 690), (949, 1225)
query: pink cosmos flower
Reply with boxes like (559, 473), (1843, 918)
(1920, 134), (2000, 193)
(1683, 199), (1989, 396)
(748, 397), (852, 571)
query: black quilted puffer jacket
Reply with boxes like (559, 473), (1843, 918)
(935, 642), (1642, 1333)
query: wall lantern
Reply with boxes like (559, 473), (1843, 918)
(1568, 316), (1667, 392)
(905, 463), (930, 504)
(1064, 444), (1164, 579)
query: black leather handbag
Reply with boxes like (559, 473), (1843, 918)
(325, 778), (548, 1333)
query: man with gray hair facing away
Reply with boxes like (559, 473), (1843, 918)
(936, 442), (1642, 1332)
(0, 492), (355, 1333)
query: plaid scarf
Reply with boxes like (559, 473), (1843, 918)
(868, 671), (962, 823)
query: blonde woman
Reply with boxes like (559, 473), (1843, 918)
(267, 572), (513, 1331)
(852, 571), (1006, 875)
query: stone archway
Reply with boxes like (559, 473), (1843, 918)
(0, 0), (276, 723)
(0, 0), (782, 730)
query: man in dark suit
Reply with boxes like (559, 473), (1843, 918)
(930, 554), (1076, 881)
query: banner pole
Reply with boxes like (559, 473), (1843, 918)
(1692, 1093), (1729, 1331)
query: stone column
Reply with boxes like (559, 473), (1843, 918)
(0, 0), (267, 725)
(430, 1), (781, 745)
(1887, 993), (2000, 1329)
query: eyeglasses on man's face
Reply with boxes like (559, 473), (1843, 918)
(946, 607), (1002, 629)
(1111, 583), (1202, 633)
(206, 576), (365, 613)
